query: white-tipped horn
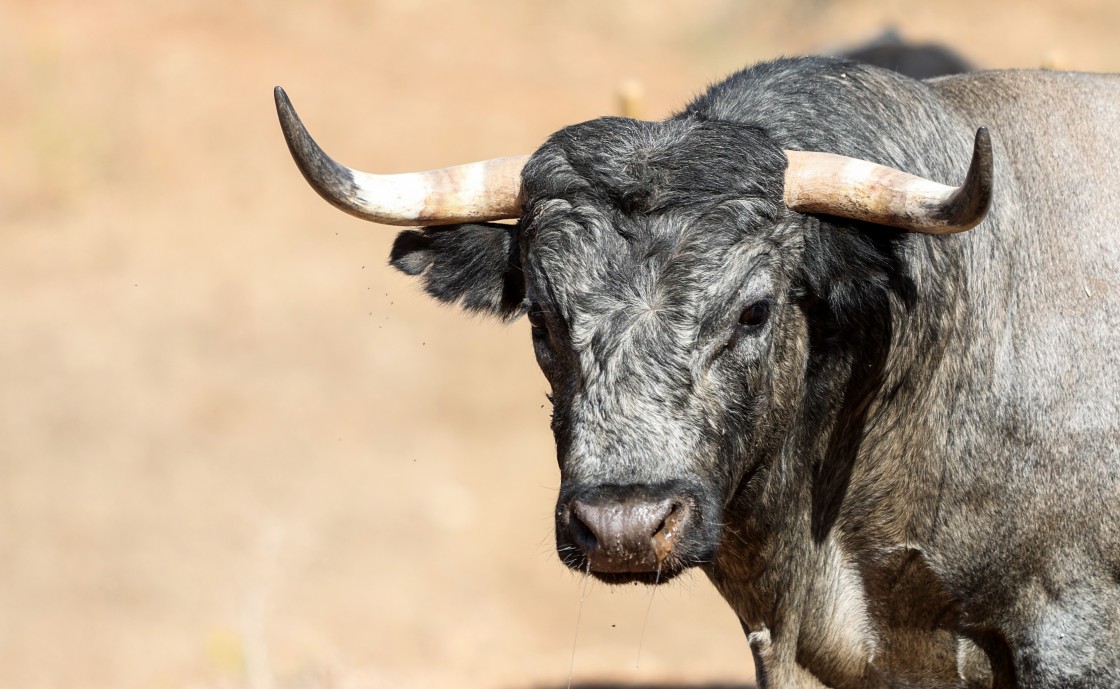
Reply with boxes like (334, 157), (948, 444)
(783, 128), (993, 234)
(275, 86), (528, 226)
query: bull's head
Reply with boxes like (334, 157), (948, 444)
(274, 79), (991, 584)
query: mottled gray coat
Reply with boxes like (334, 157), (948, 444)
(390, 58), (1120, 688)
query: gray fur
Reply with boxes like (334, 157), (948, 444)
(390, 58), (1120, 688)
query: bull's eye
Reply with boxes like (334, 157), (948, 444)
(739, 301), (771, 329)
(528, 302), (548, 338)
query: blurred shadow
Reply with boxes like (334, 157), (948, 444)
(829, 27), (975, 79)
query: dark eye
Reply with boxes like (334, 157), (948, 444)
(528, 302), (548, 338)
(739, 301), (771, 329)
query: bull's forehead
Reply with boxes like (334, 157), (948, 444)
(520, 114), (788, 321)
(526, 202), (794, 377)
(526, 211), (798, 482)
(520, 114), (791, 384)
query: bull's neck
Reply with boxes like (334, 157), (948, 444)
(709, 231), (967, 627)
(805, 231), (966, 544)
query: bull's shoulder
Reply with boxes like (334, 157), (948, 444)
(926, 68), (1120, 123)
(928, 79), (1120, 300)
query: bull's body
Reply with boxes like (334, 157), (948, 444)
(688, 67), (1120, 687)
(278, 58), (1120, 688)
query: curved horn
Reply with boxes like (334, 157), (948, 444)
(783, 128), (993, 234)
(274, 87), (528, 226)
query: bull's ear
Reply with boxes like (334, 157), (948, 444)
(389, 222), (524, 320)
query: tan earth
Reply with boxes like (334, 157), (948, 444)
(1, 1), (1118, 688)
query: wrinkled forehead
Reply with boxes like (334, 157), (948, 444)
(521, 115), (787, 221)
(518, 116), (789, 311)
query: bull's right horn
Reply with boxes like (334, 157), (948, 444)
(274, 87), (528, 226)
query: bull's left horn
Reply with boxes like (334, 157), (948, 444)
(274, 86), (528, 226)
(782, 128), (993, 234)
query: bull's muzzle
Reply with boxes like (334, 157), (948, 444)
(557, 485), (696, 577)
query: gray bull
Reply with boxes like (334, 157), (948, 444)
(274, 57), (1120, 687)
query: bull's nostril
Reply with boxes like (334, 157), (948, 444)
(651, 502), (688, 564)
(653, 503), (680, 536)
(567, 509), (598, 554)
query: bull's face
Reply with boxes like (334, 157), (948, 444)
(517, 118), (807, 583)
(274, 78), (991, 585)
(390, 117), (813, 583)
(381, 113), (988, 584)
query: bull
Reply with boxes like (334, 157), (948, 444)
(273, 56), (1120, 687)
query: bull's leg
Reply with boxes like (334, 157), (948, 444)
(742, 625), (831, 689)
(1004, 589), (1120, 689)
(741, 621), (902, 689)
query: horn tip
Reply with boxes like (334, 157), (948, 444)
(274, 86), (288, 113)
(973, 127), (993, 160)
(970, 126), (994, 187)
(274, 86), (297, 128)
(272, 86), (366, 219)
(944, 126), (994, 233)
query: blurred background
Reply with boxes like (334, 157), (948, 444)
(1, 1), (1117, 688)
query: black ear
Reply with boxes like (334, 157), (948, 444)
(389, 222), (524, 320)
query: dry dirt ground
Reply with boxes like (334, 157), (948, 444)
(1, 1), (1118, 688)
